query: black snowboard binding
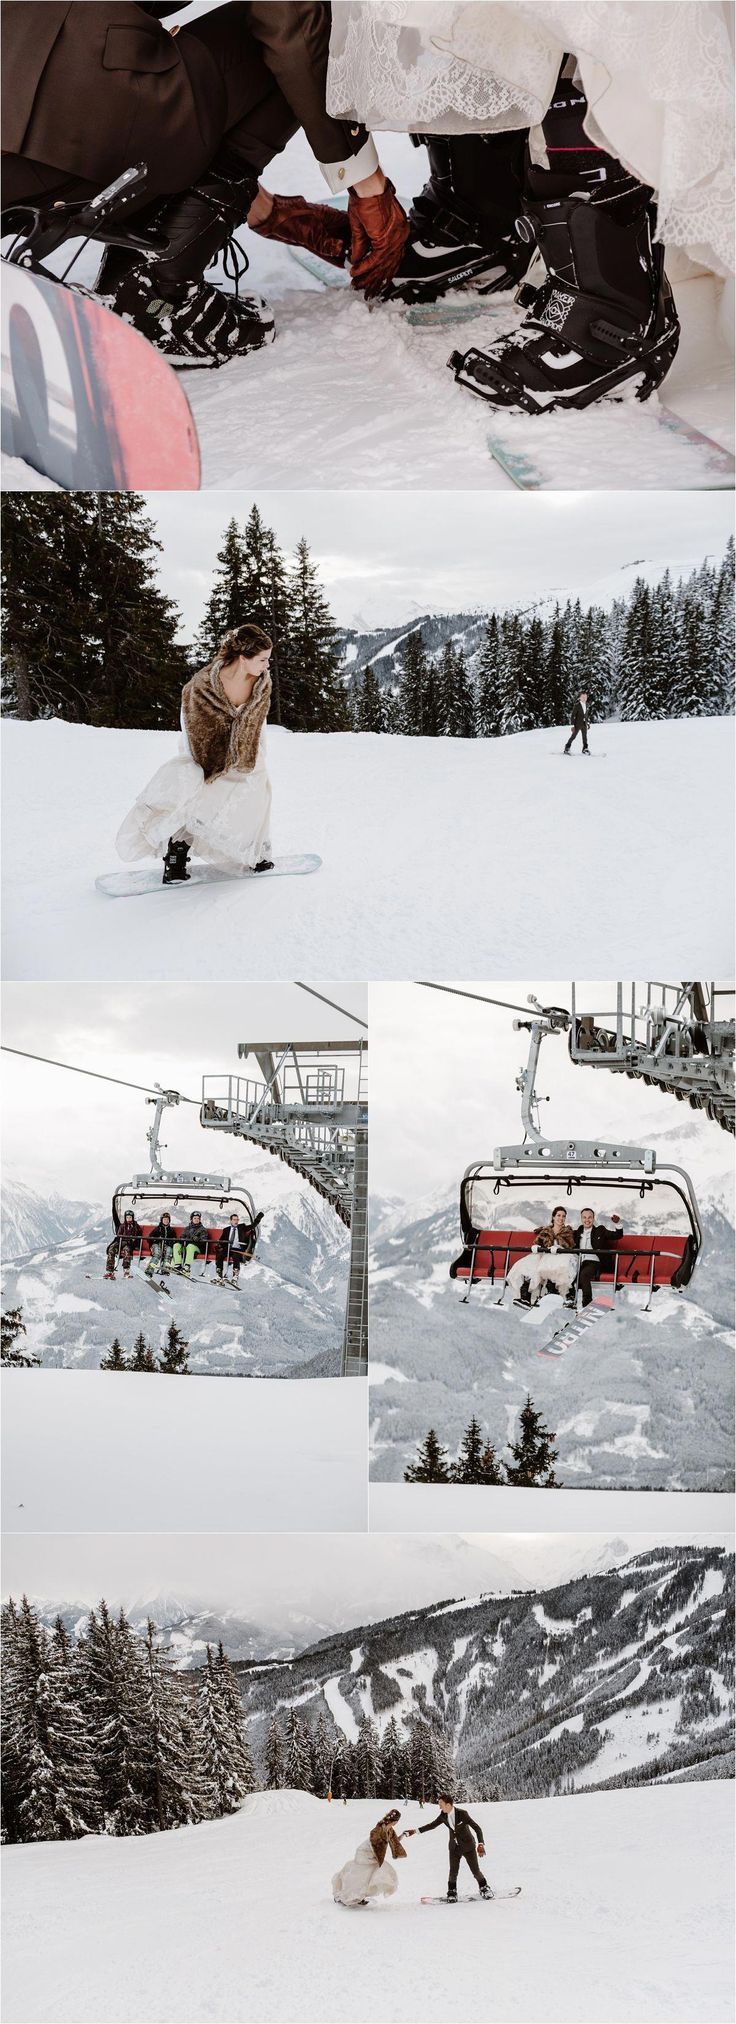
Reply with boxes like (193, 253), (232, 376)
(449, 72), (680, 410)
(253, 858), (274, 873)
(95, 154), (275, 367)
(162, 838), (191, 885)
(386, 133), (532, 302)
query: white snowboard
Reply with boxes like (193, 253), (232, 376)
(95, 855), (321, 898)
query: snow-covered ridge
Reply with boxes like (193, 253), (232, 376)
(236, 1545), (734, 1802)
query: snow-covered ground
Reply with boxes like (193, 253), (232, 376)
(2, 1784), (732, 2023)
(0, 1370), (367, 1533)
(3, 718), (733, 979)
(2, 131), (733, 492)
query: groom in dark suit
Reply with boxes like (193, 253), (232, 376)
(408, 1795), (490, 1901)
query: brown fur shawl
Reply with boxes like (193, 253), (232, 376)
(182, 662), (271, 782)
(370, 1817), (407, 1866)
(534, 1222), (577, 1253)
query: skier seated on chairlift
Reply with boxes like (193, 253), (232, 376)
(171, 1211), (210, 1278)
(572, 1206), (624, 1307)
(105, 1208), (142, 1281)
(507, 1204), (624, 1310)
(215, 1210), (264, 1287)
(144, 1211), (176, 1279)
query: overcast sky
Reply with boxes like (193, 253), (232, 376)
(141, 491), (732, 637)
(370, 980), (735, 1206)
(2, 981), (366, 1201)
(4, 1530), (730, 1622)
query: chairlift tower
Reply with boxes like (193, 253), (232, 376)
(568, 983), (734, 1133)
(200, 1040), (368, 1375)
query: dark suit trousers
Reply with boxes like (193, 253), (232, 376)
(448, 1838), (487, 1889)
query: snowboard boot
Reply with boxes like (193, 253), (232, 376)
(104, 1270), (116, 1281)
(94, 155), (275, 367)
(447, 1886), (458, 1902)
(253, 858), (274, 873)
(162, 838), (191, 885)
(449, 70), (679, 410)
(479, 1882), (491, 1899)
(231, 1269), (241, 1289)
(387, 132), (532, 301)
(514, 1281), (533, 1308)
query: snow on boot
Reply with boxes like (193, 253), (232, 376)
(162, 838), (191, 885)
(449, 72), (679, 411)
(388, 133), (531, 301)
(95, 156), (274, 367)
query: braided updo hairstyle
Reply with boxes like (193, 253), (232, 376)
(217, 622), (273, 667)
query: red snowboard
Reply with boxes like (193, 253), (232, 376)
(1, 263), (200, 489)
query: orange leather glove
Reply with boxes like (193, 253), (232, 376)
(251, 193), (350, 268)
(348, 179), (409, 297)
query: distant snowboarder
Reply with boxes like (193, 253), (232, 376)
(406, 1795), (490, 1902)
(564, 691), (591, 756)
(332, 1808), (410, 1907)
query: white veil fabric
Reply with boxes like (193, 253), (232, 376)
(327, 1), (735, 275)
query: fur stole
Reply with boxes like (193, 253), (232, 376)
(182, 661), (271, 781)
(370, 1819), (407, 1866)
(534, 1223), (577, 1252)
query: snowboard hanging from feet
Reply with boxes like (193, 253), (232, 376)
(95, 856), (321, 898)
(1, 264), (201, 490)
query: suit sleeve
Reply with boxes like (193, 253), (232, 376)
(466, 1813), (484, 1842)
(245, 2), (379, 190)
(418, 1814), (443, 1834)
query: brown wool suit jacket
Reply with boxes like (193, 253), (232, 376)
(1, 2), (368, 187)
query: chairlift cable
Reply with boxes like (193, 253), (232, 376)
(294, 983), (368, 1029)
(0, 1045), (199, 1103)
(416, 982), (539, 1017)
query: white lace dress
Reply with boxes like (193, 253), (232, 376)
(332, 1838), (401, 1907)
(327, 1), (735, 275)
(115, 710), (273, 873)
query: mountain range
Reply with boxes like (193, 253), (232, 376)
(1, 1161), (349, 1377)
(236, 1544), (734, 1799)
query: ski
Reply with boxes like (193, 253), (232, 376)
(88, 1270), (172, 1296)
(421, 1889), (521, 1904)
(95, 854), (321, 899)
(1, 262), (200, 490)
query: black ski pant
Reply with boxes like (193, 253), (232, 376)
(564, 725), (590, 753)
(448, 1841), (487, 1892)
(2, 5), (297, 216)
(215, 1242), (243, 1279)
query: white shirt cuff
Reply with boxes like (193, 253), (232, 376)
(319, 135), (380, 194)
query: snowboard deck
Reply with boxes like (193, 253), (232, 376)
(552, 751), (606, 757)
(95, 855), (321, 898)
(487, 407), (735, 491)
(538, 1301), (610, 1358)
(1, 263), (201, 490)
(421, 1889), (521, 1904)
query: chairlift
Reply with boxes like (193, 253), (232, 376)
(110, 1088), (260, 1277)
(449, 1006), (702, 1312)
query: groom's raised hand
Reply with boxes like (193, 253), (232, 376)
(348, 176), (409, 297)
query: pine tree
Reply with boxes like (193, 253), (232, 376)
(266, 1715), (286, 1789)
(355, 1717), (380, 1797)
(142, 1621), (201, 1831)
(193, 516), (248, 661)
(505, 1395), (560, 1488)
(379, 1716), (404, 1799)
(285, 537), (348, 731)
(198, 1645), (252, 1815)
(129, 1332), (157, 1373)
(1, 1598), (58, 1841)
(357, 664), (387, 732)
(1, 1306), (39, 1366)
(476, 613), (503, 738)
(444, 644), (476, 738)
(39, 1616), (103, 1838)
(100, 1338), (128, 1372)
(159, 1322), (189, 1375)
(452, 1416), (505, 1485)
(284, 1706), (313, 1791)
(82, 1603), (151, 1834)
(396, 629), (431, 734)
(215, 1642), (257, 1799)
(404, 1429), (452, 1483)
(310, 1711), (333, 1798)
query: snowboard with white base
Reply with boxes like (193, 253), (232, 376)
(421, 1888), (521, 1904)
(95, 855), (321, 898)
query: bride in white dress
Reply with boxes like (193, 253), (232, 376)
(332, 1809), (409, 1907)
(327, 1), (734, 278)
(116, 624), (274, 881)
